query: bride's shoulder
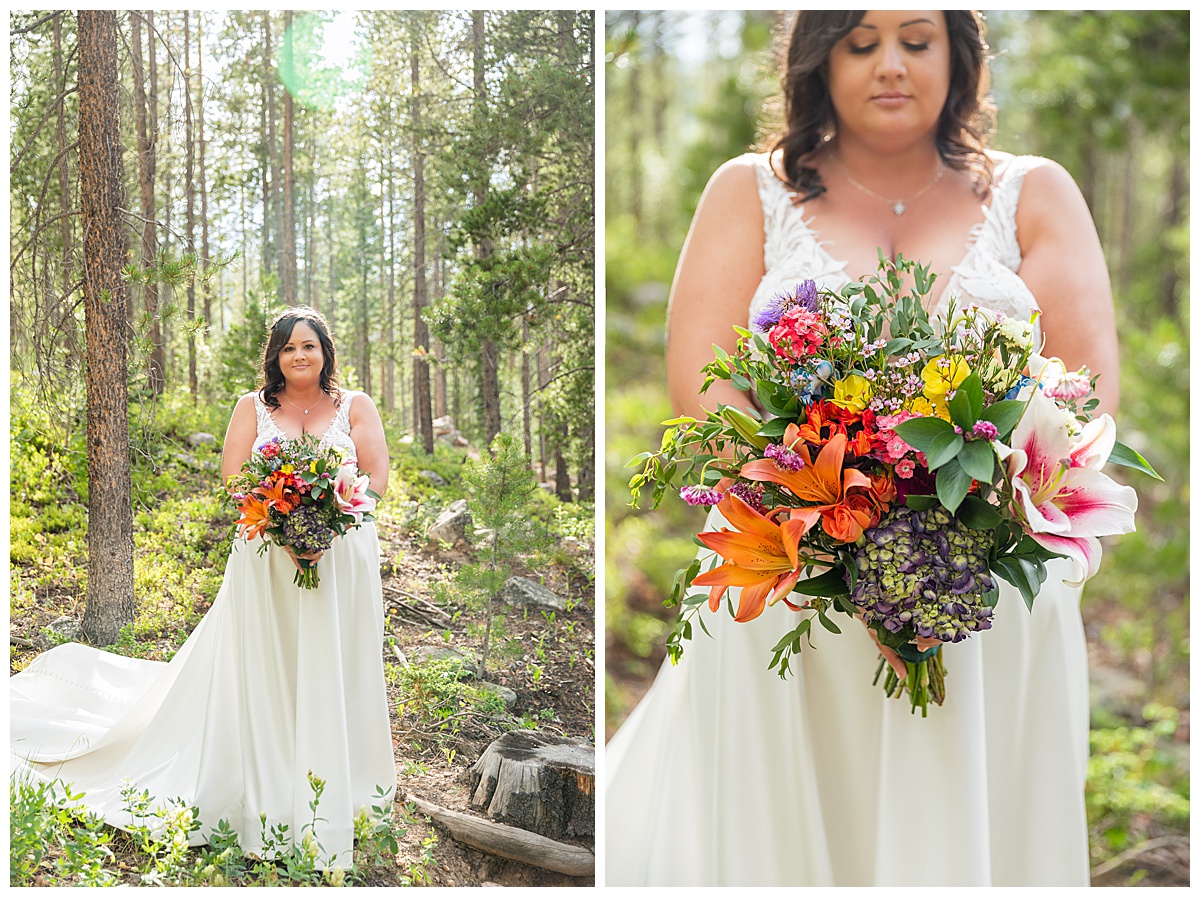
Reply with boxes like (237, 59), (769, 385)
(694, 153), (772, 224)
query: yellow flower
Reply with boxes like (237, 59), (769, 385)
(279, 463), (295, 474)
(903, 395), (936, 417)
(829, 374), (873, 413)
(309, 460), (319, 474)
(921, 355), (971, 420)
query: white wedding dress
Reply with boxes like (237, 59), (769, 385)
(10, 390), (396, 870)
(605, 154), (1091, 886)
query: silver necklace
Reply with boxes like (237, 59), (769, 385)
(281, 391), (322, 416)
(837, 155), (945, 216)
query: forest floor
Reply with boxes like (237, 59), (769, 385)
(9, 432), (596, 888)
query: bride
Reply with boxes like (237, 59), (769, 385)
(606, 10), (1117, 887)
(10, 306), (396, 870)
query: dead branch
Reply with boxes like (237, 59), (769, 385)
(401, 792), (594, 877)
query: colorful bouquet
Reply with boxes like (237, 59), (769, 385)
(229, 433), (378, 589)
(629, 256), (1158, 715)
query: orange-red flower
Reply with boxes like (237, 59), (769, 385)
(254, 477), (300, 514)
(235, 495), (272, 541)
(692, 494), (820, 623)
(739, 432), (886, 542)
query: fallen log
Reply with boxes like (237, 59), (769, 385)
(401, 793), (593, 878)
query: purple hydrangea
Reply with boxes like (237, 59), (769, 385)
(280, 503), (337, 555)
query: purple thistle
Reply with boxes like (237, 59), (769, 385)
(765, 442), (805, 471)
(680, 485), (723, 507)
(751, 280), (820, 331)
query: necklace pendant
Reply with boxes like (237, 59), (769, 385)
(304, 409), (309, 415)
(892, 201), (906, 216)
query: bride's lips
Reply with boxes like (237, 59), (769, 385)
(872, 91), (912, 108)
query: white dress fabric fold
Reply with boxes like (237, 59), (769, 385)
(604, 154), (1091, 886)
(11, 390), (396, 870)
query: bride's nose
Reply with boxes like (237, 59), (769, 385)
(876, 41), (907, 78)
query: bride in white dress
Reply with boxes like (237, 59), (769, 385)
(11, 306), (396, 870)
(605, 11), (1119, 886)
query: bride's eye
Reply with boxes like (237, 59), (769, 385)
(848, 43), (877, 55)
(904, 42), (929, 52)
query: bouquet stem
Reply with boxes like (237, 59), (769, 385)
(874, 646), (946, 717)
(294, 558), (320, 590)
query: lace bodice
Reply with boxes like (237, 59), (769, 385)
(250, 390), (360, 461)
(748, 152), (1049, 341)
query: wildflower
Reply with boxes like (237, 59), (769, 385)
(764, 442), (805, 471)
(971, 420), (999, 441)
(769, 307), (827, 363)
(1043, 369), (1092, 402)
(995, 315), (1036, 349)
(752, 280), (819, 331)
(680, 484), (724, 507)
(894, 458), (916, 479)
(726, 481), (765, 512)
(829, 374), (873, 413)
(921, 355), (972, 419)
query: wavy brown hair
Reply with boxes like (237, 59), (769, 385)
(767, 10), (995, 201)
(258, 306), (340, 410)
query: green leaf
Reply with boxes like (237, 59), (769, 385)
(817, 611), (841, 634)
(890, 416), (956, 453)
(947, 373), (984, 429)
(957, 439), (996, 481)
(883, 337), (913, 355)
(904, 494), (940, 510)
(992, 556), (1042, 612)
(935, 458), (973, 512)
(979, 399), (1027, 438)
(624, 451), (652, 468)
(789, 567), (850, 597)
(924, 430), (965, 470)
(980, 582), (1000, 608)
(1107, 440), (1163, 480)
(757, 417), (792, 439)
(957, 494), (1003, 530)
(731, 372), (752, 392)
(756, 381), (798, 418)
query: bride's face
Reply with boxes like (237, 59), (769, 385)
(825, 10), (951, 149)
(278, 321), (325, 389)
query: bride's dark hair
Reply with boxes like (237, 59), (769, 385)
(259, 306), (340, 410)
(767, 10), (995, 200)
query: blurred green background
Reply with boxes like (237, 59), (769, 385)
(604, 10), (1188, 884)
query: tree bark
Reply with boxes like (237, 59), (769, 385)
(197, 11), (211, 329)
(282, 9), (296, 305)
(184, 10), (197, 396)
(433, 218), (448, 419)
(266, 13), (283, 297)
(411, 24), (434, 454)
(78, 10), (136, 646)
(132, 10), (164, 394)
(260, 12), (273, 286)
(53, 15), (72, 303)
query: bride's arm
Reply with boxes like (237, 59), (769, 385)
(221, 394), (259, 487)
(348, 393), (390, 499)
(666, 157), (768, 419)
(1013, 161), (1120, 417)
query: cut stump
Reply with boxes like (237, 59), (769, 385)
(467, 731), (594, 840)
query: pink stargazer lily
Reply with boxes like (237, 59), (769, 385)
(333, 463), (376, 524)
(996, 390), (1137, 582)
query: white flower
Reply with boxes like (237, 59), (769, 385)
(995, 316), (1035, 348)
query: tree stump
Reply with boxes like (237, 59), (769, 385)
(468, 731), (594, 840)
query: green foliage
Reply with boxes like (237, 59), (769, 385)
(1087, 705), (1190, 865)
(459, 434), (553, 675)
(10, 776), (115, 886)
(396, 658), (508, 737)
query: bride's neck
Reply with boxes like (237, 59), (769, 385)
(830, 136), (942, 190)
(281, 383), (325, 402)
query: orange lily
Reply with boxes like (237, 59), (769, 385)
(254, 477), (300, 514)
(693, 494), (820, 622)
(235, 494), (272, 541)
(739, 432), (880, 542)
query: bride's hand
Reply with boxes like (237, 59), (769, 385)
(283, 546), (324, 571)
(857, 615), (940, 680)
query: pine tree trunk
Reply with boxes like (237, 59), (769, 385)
(78, 10), (136, 646)
(184, 11), (197, 396)
(54, 15), (72, 304)
(198, 12), (211, 330)
(133, 10), (164, 394)
(282, 10), (296, 305)
(411, 26), (434, 454)
(433, 219), (448, 418)
(260, 12), (274, 285)
(266, 14), (283, 297)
